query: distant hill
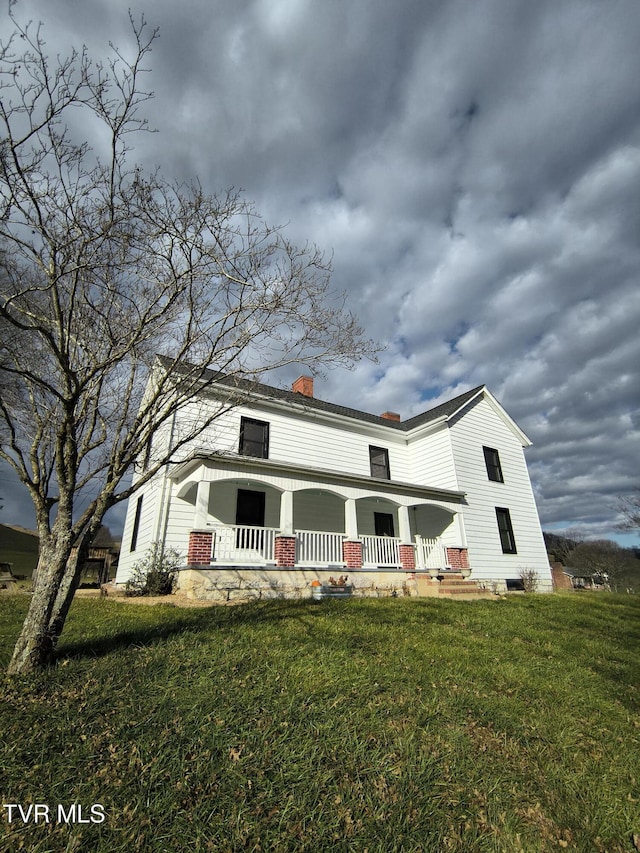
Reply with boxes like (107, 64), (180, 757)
(0, 524), (39, 578)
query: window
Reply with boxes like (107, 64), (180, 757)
(239, 417), (269, 458)
(369, 446), (390, 479)
(236, 489), (266, 527)
(374, 512), (395, 537)
(483, 446), (504, 482)
(130, 495), (143, 552)
(235, 489), (266, 549)
(495, 507), (517, 554)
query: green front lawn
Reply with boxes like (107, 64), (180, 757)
(1, 594), (638, 852)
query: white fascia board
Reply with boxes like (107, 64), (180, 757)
(443, 386), (486, 422)
(403, 416), (449, 441)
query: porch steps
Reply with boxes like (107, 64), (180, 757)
(415, 572), (496, 600)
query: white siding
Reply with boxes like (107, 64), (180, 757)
(115, 474), (163, 582)
(163, 482), (196, 554)
(408, 426), (458, 490)
(449, 397), (551, 587)
(293, 491), (345, 533)
(411, 504), (458, 542)
(171, 398), (415, 483)
(356, 497), (399, 536)
(157, 393), (476, 494)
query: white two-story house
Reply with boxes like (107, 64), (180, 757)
(115, 372), (552, 599)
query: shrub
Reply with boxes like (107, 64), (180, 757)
(518, 567), (539, 592)
(125, 543), (182, 597)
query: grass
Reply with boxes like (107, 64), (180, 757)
(0, 593), (638, 852)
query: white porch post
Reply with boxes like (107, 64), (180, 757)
(276, 490), (296, 568)
(193, 480), (210, 528)
(398, 505), (411, 543)
(457, 511), (468, 548)
(344, 498), (358, 539)
(343, 498), (362, 569)
(279, 489), (294, 535)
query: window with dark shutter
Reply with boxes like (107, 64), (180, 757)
(495, 507), (517, 554)
(130, 495), (143, 552)
(239, 417), (270, 458)
(483, 446), (504, 482)
(369, 445), (390, 479)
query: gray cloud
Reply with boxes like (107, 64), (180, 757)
(4, 0), (639, 543)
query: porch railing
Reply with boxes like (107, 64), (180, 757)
(207, 525), (448, 571)
(211, 525), (277, 563)
(296, 530), (346, 565)
(414, 535), (449, 570)
(361, 535), (401, 567)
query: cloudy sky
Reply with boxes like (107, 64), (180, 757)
(1, 0), (639, 545)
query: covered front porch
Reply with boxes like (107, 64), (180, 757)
(173, 461), (469, 577)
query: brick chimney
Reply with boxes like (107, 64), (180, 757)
(381, 411), (401, 422)
(292, 375), (314, 398)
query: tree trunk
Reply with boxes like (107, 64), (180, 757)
(47, 534), (92, 649)
(7, 537), (73, 675)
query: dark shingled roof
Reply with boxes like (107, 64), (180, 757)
(156, 355), (486, 432)
(262, 382), (485, 432)
(401, 386), (486, 429)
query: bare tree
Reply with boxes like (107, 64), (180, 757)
(0, 10), (376, 674)
(566, 540), (638, 592)
(617, 491), (640, 532)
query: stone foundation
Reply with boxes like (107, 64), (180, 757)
(123, 566), (554, 601)
(175, 567), (419, 602)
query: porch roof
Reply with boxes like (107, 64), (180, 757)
(169, 452), (467, 505)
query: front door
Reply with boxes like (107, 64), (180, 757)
(236, 489), (266, 549)
(374, 512), (395, 537)
(236, 489), (265, 527)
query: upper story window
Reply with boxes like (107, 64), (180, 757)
(495, 507), (517, 554)
(369, 445), (390, 479)
(239, 417), (270, 459)
(483, 446), (504, 482)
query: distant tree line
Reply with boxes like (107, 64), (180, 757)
(544, 531), (640, 592)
